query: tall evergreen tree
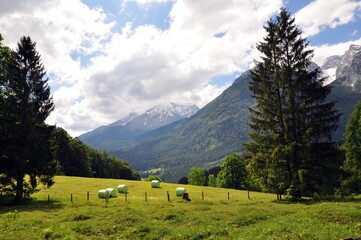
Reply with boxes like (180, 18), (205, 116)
(342, 101), (361, 194)
(1, 36), (56, 203)
(245, 8), (341, 199)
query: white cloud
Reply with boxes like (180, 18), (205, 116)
(295, 0), (361, 37)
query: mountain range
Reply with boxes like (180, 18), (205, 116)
(79, 103), (199, 152)
(80, 44), (361, 182)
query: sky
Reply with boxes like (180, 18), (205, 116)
(1, 0), (361, 137)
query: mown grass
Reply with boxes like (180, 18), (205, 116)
(1, 176), (361, 239)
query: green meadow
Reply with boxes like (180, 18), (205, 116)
(1, 176), (361, 240)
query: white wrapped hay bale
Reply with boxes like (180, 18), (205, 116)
(106, 188), (117, 198)
(151, 180), (161, 188)
(176, 187), (186, 197)
(117, 184), (128, 193)
(98, 189), (110, 199)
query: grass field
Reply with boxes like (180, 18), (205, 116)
(1, 176), (361, 240)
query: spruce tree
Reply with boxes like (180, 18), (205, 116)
(245, 8), (341, 199)
(1, 36), (56, 203)
(342, 101), (361, 194)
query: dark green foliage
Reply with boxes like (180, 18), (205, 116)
(216, 153), (247, 189)
(188, 167), (206, 186)
(178, 176), (188, 184)
(52, 127), (140, 180)
(245, 9), (341, 199)
(145, 175), (162, 181)
(342, 101), (361, 194)
(0, 35), (57, 203)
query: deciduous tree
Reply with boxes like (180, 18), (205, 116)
(188, 167), (206, 186)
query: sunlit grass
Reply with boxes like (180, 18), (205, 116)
(1, 176), (361, 239)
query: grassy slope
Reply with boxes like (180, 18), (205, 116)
(1, 176), (361, 240)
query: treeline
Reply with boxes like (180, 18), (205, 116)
(53, 127), (140, 180)
(0, 34), (138, 203)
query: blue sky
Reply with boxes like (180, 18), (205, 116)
(1, 0), (361, 136)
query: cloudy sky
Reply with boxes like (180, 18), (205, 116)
(1, 0), (361, 136)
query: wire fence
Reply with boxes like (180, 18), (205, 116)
(40, 189), (252, 205)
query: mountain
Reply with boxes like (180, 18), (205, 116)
(334, 44), (361, 91)
(110, 102), (199, 131)
(78, 103), (199, 151)
(111, 45), (361, 182)
(113, 72), (253, 181)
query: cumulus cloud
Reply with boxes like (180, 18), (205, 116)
(295, 0), (361, 37)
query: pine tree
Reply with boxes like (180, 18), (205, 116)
(1, 36), (56, 203)
(245, 8), (341, 199)
(342, 101), (361, 194)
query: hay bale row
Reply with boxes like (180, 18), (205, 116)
(98, 184), (128, 199)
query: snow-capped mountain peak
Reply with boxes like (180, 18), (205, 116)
(110, 103), (199, 131)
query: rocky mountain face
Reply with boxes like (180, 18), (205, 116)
(79, 103), (199, 151)
(324, 44), (361, 90)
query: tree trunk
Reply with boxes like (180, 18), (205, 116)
(13, 174), (24, 203)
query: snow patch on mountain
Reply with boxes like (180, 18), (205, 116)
(110, 102), (199, 131)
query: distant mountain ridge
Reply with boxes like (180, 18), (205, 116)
(79, 103), (199, 151)
(110, 102), (199, 131)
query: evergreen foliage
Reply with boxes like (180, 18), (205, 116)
(52, 127), (140, 180)
(342, 101), (361, 194)
(245, 8), (341, 199)
(0, 35), (57, 203)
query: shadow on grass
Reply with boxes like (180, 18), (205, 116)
(272, 196), (361, 205)
(0, 195), (64, 214)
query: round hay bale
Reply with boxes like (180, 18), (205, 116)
(176, 187), (186, 197)
(98, 189), (110, 199)
(106, 188), (117, 198)
(117, 184), (128, 193)
(151, 180), (161, 188)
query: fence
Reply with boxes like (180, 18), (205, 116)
(43, 190), (252, 204)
